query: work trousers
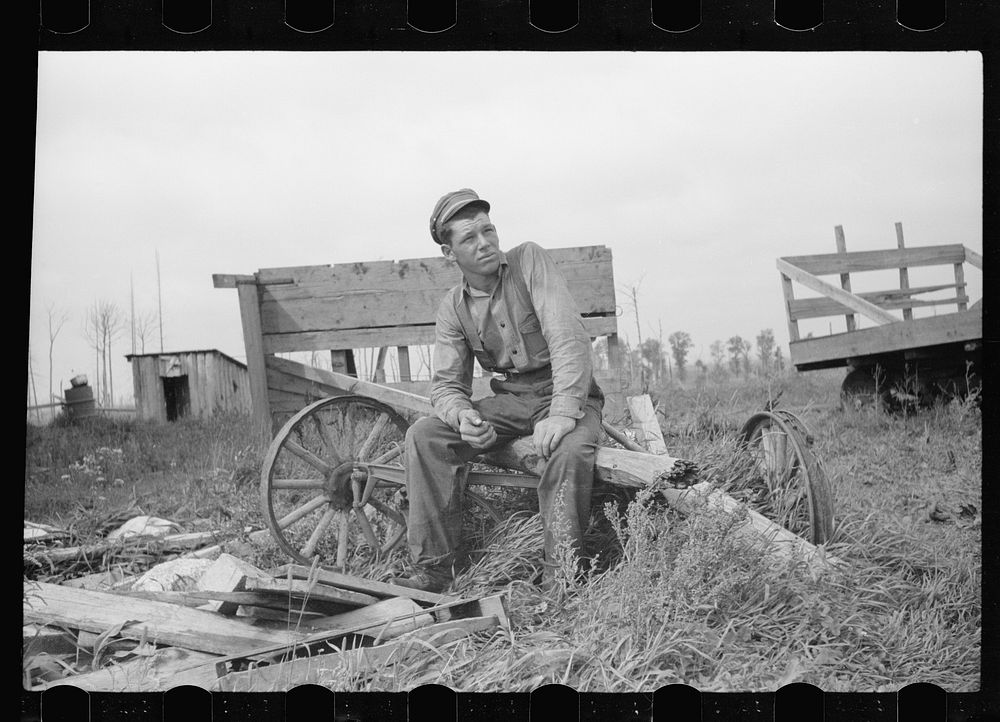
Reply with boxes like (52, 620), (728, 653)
(404, 367), (604, 575)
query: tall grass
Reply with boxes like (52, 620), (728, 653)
(24, 371), (981, 692)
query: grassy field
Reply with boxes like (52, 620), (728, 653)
(23, 368), (982, 692)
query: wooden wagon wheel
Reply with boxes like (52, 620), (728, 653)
(738, 409), (835, 545)
(261, 394), (502, 569)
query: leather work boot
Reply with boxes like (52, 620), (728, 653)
(390, 566), (454, 593)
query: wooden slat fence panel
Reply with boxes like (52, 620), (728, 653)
(781, 244), (967, 275)
(261, 316), (620, 355)
(787, 284), (967, 321)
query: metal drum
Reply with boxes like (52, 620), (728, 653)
(64, 384), (97, 419)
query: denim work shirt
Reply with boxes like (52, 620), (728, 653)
(430, 241), (594, 431)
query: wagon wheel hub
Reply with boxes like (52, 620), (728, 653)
(325, 461), (360, 510)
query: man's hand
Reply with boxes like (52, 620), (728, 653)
(533, 415), (577, 459)
(458, 409), (497, 450)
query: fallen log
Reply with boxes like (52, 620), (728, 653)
(484, 438), (845, 571)
(265, 363), (843, 571)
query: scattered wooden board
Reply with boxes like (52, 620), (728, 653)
(243, 577), (380, 608)
(306, 596), (435, 638)
(197, 553), (273, 614)
(160, 593), (504, 688)
(118, 589), (331, 611)
(235, 606), (328, 624)
(23, 582), (310, 656)
(216, 615), (500, 691)
(627, 394), (668, 455)
(270, 564), (461, 606)
(39, 647), (219, 692)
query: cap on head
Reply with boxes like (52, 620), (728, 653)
(429, 188), (491, 244)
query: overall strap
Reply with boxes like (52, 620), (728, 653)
(502, 245), (535, 317)
(453, 292), (498, 371)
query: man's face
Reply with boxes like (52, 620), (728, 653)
(441, 210), (502, 278)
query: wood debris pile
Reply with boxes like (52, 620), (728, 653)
(23, 553), (508, 692)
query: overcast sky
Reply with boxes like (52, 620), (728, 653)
(28, 51), (983, 404)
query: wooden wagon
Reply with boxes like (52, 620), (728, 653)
(215, 245), (838, 577)
(778, 224), (982, 405)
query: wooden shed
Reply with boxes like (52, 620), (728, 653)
(125, 349), (252, 422)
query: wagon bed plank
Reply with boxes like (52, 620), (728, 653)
(788, 307), (981, 369)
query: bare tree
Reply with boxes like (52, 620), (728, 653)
(27, 347), (40, 422)
(618, 278), (647, 389)
(46, 303), (70, 406)
(83, 299), (127, 406)
(82, 303), (102, 402)
(156, 249), (164, 352)
(103, 303), (127, 405)
(134, 308), (159, 354)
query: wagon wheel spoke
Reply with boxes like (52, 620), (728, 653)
(271, 479), (328, 491)
(335, 512), (351, 570)
(353, 505), (381, 554)
(738, 412), (835, 545)
(301, 506), (338, 559)
(284, 440), (334, 475)
(277, 494), (331, 530)
(371, 444), (404, 465)
(261, 395), (410, 568)
(357, 414), (392, 462)
(311, 413), (343, 467)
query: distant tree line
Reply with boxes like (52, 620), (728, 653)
(594, 327), (787, 388)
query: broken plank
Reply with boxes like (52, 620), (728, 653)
(167, 593), (495, 685)
(270, 564), (461, 606)
(306, 596), (435, 638)
(197, 553), (273, 615)
(41, 646), (220, 692)
(117, 589), (331, 611)
(626, 395), (668, 454)
(216, 615), (499, 692)
(243, 577), (379, 608)
(23, 582), (310, 657)
(236, 606), (328, 624)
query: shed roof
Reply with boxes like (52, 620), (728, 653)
(124, 349), (248, 370)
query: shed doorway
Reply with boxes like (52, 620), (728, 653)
(163, 375), (191, 421)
